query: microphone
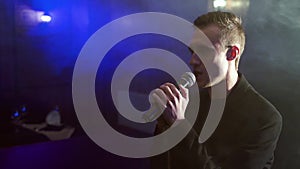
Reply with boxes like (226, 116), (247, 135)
(177, 72), (196, 88)
(142, 72), (196, 122)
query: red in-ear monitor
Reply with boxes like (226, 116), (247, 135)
(226, 46), (239, 61)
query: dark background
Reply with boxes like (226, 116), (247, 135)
(0, 0), (299, 169)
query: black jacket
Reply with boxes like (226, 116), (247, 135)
(152, 73), (282, 169)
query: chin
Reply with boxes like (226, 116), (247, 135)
(196, 80), (210, 88)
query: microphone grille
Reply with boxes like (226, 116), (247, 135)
(181, 72), (196, 88)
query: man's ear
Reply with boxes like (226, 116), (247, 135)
(226, 46), (240, 61)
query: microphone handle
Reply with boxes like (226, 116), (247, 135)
(142, 106), (160, 123)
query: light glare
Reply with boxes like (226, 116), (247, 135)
(213, 0), (227, 8)
(40, 15), (51, 22)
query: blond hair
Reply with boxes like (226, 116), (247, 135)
(194, 11), (246, 69)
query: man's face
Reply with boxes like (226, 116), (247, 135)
(189, 24), (229, 88)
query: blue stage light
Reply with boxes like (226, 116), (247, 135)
(13, 111), (20, 118)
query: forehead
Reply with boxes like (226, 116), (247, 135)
(200, 24), (221, 45)
(189, 24), (221, 52)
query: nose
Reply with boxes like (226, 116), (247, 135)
(189, 53), (201, 66)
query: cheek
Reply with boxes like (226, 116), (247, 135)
(204, 56), (228, 82)
(214, 52), (228, 72)
(216, 58), (228, 75)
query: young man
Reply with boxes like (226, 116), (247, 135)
(152, 11), (282, 169)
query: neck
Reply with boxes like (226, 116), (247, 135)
(205, 70), (239, 98)
(226, 70), (239, 93)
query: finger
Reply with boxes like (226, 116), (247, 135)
(165, 83), (181, 98)
(160, 85), (174, 100)
(179, 85), (189, 99)
(160, 83), (178, 101)
(163, 101), (176, 124)
(167, 100), (175, 111)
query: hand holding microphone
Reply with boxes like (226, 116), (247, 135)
(142, 72), (196, 124)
